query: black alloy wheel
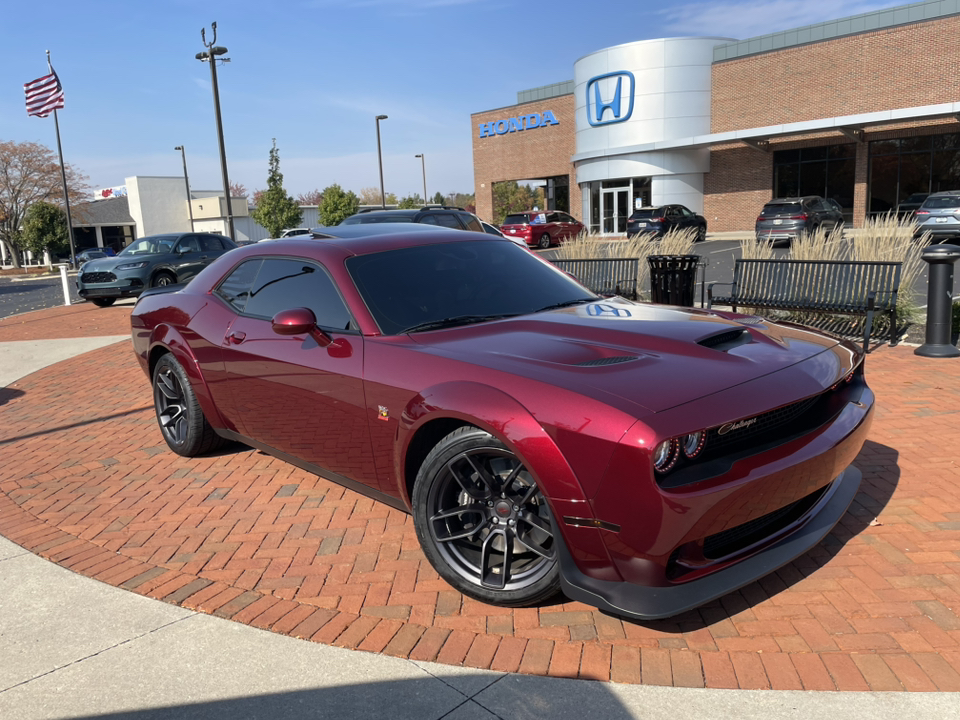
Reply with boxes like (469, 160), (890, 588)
(537, 233), (551, 250)
(413, 427), (560, 606)
(152, 271), (176, 288)
(697, 225), (707, 242)
(152, 354), (225, 457)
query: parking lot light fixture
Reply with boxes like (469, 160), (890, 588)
(376, 115), (388, 208)
(415, 154), (427, 206)
(174, 146), (194, 228)
(196, 22), (234, 239)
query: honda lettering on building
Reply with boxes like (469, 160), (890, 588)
(586, 71), (635, 127)
(477, 111), (559, 139)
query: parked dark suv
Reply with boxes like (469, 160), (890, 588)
(755, 196), (844, 245)
(627, 204), (707, 241)
(912, 190), (960, 241)
(340, 206), (484, 232)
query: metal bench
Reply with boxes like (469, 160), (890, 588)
(707, 259), (902, 352)
(549, 258), (640, 300)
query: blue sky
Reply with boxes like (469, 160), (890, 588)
(3, 0), (906, 202)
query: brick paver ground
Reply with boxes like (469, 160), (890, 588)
(1, 305), (959, 690)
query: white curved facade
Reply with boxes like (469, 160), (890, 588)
(573, 37), (732, 231)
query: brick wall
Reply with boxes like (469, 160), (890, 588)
(471, 95), (580, 224)
(711, 17), (960, 134)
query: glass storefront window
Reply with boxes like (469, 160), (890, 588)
(867, 132), (960, 214)
(773, 143), (855, 220)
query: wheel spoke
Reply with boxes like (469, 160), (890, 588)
(515, 520), (555, 560)
(519, 511), (553, 538)
(518, 481), (540, 506)
(157, 373), (180, 401)
(430, 505), (486, 543)
(464, 454), (499, 496)
(480, 527), (512, 589)
(160, 406), (183, 429)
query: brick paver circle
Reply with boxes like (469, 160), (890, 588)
(1, 304), (959, 690)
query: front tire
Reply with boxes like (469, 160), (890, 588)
(696, 225), (707, 242)
(152, 353), (225, 457)
(90, 298), (116, 307)
(537, 233), (551, 249)
(412, 426), (561, 607)
(152, 271), (176, 288)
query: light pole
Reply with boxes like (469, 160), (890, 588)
(174, 146), (195, 229)
(196, 22), (234, 240)
(415, 154), (427, 206)
(375, 114), (388, 208)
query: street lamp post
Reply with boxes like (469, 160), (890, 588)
(375, 114), (388, 208)
(196, 22), (235, 240)
(415, 154), (427, 206)
(174, 146), (195, 229)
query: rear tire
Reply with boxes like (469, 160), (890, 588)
(537, 233), (551, 249)
(152, 353), (225, 457)
(90, 298), (116, 307)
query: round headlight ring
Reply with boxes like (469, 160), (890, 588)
(653, 439), (678, 473)
(682, 431), (705, 458)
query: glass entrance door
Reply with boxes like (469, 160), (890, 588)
(601, 189), (629, 234)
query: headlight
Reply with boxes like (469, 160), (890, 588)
(115, 261), (148, 270)
(682, 431), (705, 458)
(652, 439), (678, 473)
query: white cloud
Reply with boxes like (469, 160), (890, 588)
(659, 0), (906, 39)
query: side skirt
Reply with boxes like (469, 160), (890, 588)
(216, 429), (411, 514)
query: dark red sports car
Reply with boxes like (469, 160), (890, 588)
(131, 229), (873, 619)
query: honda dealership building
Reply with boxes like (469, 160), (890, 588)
(471, 0), (960, 233)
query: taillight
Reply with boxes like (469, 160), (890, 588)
(915, 210), (929, 215)
(757, 216), (765, 223)
(786, 213), (809, 220)
(653, 217), (666, 223)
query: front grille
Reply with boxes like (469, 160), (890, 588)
(704, 394), (823, 456)
(81, 272), (116, 283)
(702, 484), (830, 559)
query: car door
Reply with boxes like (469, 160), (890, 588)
(213, 257), (380, 489)
(170, 234), (209, 281)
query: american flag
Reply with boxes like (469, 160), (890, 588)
(24, 71), (64, 118)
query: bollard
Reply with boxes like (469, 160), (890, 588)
(56, 264), (71, 307)
(915, 243), (960, 358)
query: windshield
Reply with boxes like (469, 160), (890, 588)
(347, 240), (596, 335)
(118, 235), (178, 256)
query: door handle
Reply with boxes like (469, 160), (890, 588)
(226, 331), (246, 344)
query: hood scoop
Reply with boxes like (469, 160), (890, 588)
(574, 355), (640, 367)
(698, 328), (751, 352)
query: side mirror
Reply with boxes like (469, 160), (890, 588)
(271, 307), (332, 347)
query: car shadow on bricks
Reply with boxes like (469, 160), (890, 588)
(605, 439), (900, 632)
(0, 387), (24, 406)
(0, 406), (152, 446)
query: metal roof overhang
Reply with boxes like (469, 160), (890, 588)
(570, 101), (960, 162)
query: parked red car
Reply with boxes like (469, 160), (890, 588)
(500, 210), (584, 249)
(131, 229), (873, 619)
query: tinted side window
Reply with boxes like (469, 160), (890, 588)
(462, 215), (484, 232)
(244, 258), (353, 331)
(216, 259), (263, 312)
(431, 214), (462, 229)
(419, 215), (439, 225)
(199, 235), (224, 251)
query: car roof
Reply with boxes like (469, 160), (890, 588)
(310, 223), (450, 239)
(237, 227), (494, 259)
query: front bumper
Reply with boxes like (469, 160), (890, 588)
(556, 465), (861, 619)
(77, 276), (145, 299)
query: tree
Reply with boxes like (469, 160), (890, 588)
(0, 140), (88, 267)
(297, 189), (324, 205)
(431, 191), (445, 206)
(21, 202), (69, 259)
(397, 194), (423, 209)
(318, 184), (360, 226)
(492, 182), (544, 225)
(250, 139), (302, 238)
(358, 186), (382, 205)
(229, 182), (248, 198)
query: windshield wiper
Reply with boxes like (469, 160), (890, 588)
(533, 298), (595, 313)
(403, 314), (520, 334)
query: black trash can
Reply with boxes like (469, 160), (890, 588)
(648, 255), (700, 306)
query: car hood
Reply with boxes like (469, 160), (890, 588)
(408, 299), (849, 414)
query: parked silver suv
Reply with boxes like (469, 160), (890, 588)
(912, 190), (960, 241)
(755, 196), (844, 246)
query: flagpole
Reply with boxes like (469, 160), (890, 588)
(47, 50), (77, 269)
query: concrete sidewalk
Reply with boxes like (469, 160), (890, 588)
(0, 304), (958, 718)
